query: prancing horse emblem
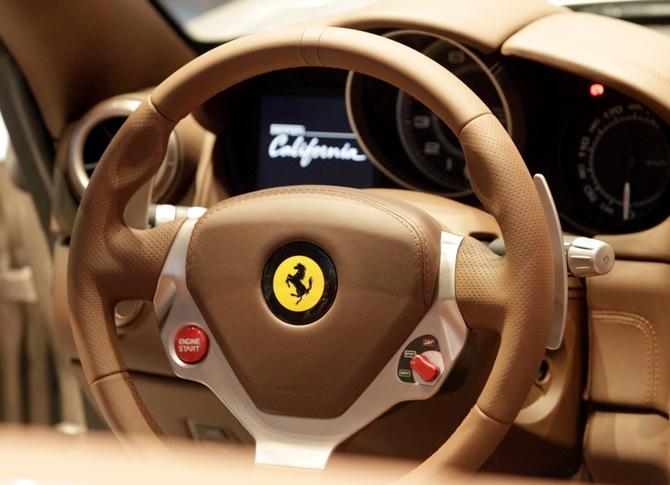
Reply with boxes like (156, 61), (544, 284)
(263, 242), (336, 324)
(285, 263), (313, 304)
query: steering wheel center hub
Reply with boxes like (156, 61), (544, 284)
(185, 187), (441, 418)
(261, 241), (337, 325)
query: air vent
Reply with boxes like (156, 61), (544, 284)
(81, 116), (127, 180)
(68, 96), (180, 200)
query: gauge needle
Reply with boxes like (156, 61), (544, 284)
(623, 181), (631, 221)
(622, 144), (635, 222)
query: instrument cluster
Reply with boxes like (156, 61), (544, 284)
(553, 85), (670, 234)
(213, 31), (670, 236)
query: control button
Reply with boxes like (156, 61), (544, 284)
(397, 334), (441, 384)
(410, 353), (440, 382)
(174, 325), (209, 364)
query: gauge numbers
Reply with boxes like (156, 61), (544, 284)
(573, 102), (670, 227)
(396, 38), (510, 195)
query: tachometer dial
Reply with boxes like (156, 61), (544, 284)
(396, 38), (510, 195)
(571, 102), (670, 228)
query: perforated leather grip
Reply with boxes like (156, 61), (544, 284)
(457, 116), (553, 423)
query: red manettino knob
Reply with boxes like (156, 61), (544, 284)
(409, 352), (440, 382)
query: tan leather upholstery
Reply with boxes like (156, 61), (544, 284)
(456, 115), (553, 425)
(367, 189), (501, 238)
(68, 102), (182, 377)
(412, 407), (512, 479)
(584, 412), (670, 485)
(0, 0), (194, 138)
(0, 426), (567, 484)
(68, 102), (184, 433)
(68, 24), (494, 434)
(90, 372), (161, 437)
(330, 0), (564, 53)
(599, 219), (670, 264)
(587, 260), (670, 414)
(416, 115), (555, 474)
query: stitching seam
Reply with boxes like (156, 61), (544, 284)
(591, 310), (658, 407)
(298, 27), (309, 66)
(315, 27), (326, 67)
(457, 112), (493, 137)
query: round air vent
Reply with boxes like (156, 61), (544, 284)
(68, 96), (180, 200)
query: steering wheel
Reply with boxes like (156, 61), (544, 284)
(68, 26), (554, 475)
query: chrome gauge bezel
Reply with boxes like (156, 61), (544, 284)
(345, 29), (517, 198)
(558, 93), (670, 235)
(573, 102), (670, 225)
(392, 32), (513, 197)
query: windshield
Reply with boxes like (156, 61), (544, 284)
(157, 0), (378, 43)
(156, 0), (654, 43)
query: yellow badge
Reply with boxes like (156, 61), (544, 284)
(272, 255), (325, 312)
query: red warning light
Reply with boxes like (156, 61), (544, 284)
(589, 83), (605, 97)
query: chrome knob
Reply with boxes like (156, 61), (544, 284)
(565, 237), (615, 277)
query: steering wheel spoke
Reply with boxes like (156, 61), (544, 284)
(453, 236), (507, 332)
(100, 222), (185, 303)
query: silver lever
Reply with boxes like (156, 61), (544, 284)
(488, 175), (615, 350)
(533, 174), (567, 351)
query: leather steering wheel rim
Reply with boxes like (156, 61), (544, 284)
(68, 26), (554, 475)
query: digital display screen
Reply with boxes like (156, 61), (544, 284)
(256, 95), (374, 189)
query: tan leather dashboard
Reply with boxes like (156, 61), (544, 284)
(0, 0), (195, 139)
(329, 0), (566, 53)
(502, 12), (670, 128)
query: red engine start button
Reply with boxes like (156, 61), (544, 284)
(174, 325), (209, 364)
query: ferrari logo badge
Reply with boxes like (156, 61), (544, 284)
(262, 242), (336, 325)
(273, 256), (324, 311)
